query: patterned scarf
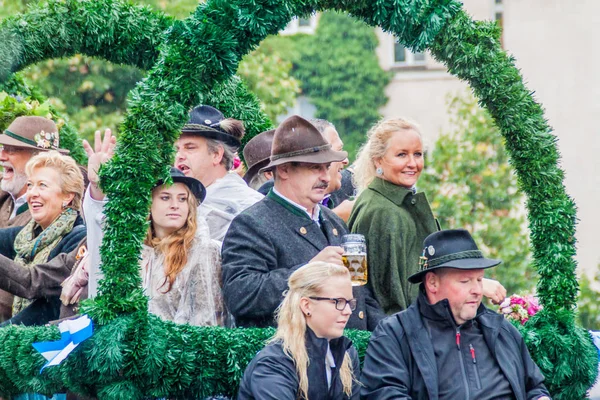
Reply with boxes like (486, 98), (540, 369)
(12, 207), (78, 314)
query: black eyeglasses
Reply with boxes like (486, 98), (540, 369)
(309, 297), (357, 312)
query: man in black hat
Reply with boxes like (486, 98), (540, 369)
(222, 115), (384, 330)
(360, 229), (551, 399)
(175, 105), (263, 241)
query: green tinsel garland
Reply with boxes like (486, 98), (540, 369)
(0, 0), (596, 398)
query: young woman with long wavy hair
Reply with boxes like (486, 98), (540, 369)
(238, 262), (360, 400)
(83, 130), (225, 326)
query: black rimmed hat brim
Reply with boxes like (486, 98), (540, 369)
(156, 171), (206, 205)
(259, 148), (348, 174)
(181, 126), (241, 148)
(408, 257), (501, 284)
(172, 176), (206, 204)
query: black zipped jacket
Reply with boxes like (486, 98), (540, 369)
(360, 291), (550, 399)
(237, 328), (360, 399)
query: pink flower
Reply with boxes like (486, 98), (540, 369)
(233, 155), (241, 169)
(510, 296), (526, 306)
(498, 293), (542, 325)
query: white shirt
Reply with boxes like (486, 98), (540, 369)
(272, 187), (321, 226)
(198, 172), (263, 242)
(9, 194), (27, 220)
(82, 186), (106, 298)
(325, 342), (336, 389)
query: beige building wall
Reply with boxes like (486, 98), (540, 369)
(376, 0), (600, 275)
(502, 0), (600, 275)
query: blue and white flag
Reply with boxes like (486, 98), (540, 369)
(32, 315), (93, 372)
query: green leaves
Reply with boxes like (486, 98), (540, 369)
(293, 11), (391, 159)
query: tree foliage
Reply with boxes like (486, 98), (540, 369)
(0, 0), (298, 142)
(576, 267), (600, 330)
(293, 11), (391, 159)
(420, 93), (537, 295)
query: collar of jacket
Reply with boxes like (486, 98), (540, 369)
(267, 188), (320, 222)
(15, 201), (29, 216)
(305, 326), (353, 396)
(305, 326), (353, 366)
(368, 177), (419, 207)
(416, 286), (487, 329)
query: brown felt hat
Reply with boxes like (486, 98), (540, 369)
(243, 129), (275, 183)
(0, 116), (69, 154)
(260, 115), (347, 172)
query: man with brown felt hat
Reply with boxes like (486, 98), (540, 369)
(242, 128), (275, 191)
(174, 105), (263, 241)
(0, 116), (69, 322)
(222, 115), (385, 330)
(361, 229), (550, 399)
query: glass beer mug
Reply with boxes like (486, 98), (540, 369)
(341, 234), (368, 286)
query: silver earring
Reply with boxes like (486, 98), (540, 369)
(62, 201), (68, 209)
(376, 167), (383, 176)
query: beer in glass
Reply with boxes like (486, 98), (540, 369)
(341, 234), (368, 286)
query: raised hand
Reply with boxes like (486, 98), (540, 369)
(82, 128), (116, 200)
(482, 278), (507, 305)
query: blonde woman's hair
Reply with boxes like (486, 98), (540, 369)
(145, 183), (198, 293)
(353, 118), (422, 191)
(271, 262), (356, 399)
(25, 150), (84, 210)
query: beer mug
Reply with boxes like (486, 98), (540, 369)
(341, 234), (368, 286)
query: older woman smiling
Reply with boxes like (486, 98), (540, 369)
(0, 150), (85, 326)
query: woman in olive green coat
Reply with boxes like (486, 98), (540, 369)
(348, 118), (506, 315)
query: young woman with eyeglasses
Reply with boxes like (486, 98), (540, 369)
(237, 262), (360, 400)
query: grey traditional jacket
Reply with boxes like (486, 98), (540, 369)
(222, 190), (385, 330)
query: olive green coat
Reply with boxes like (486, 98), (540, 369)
(348, 178), (438, 315)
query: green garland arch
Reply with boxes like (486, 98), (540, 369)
(0, 0), (597, 398)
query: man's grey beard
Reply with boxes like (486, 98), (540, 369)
(1, 170), (28, 197)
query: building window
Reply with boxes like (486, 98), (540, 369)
(494, 0), (504, 47)
(280, 15), (318, 35)
(298, 17), (312, 27)
(277, 96), (317, 123)
(393, 40), (426, 66)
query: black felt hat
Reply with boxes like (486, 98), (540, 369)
(181, 105), (241, 148)
(408, 229), (501, 283)
(155, 167), (206, 205)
